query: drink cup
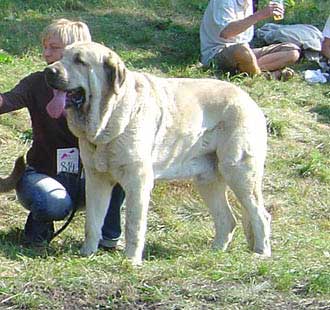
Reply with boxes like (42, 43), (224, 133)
(271, 0), (284, 20)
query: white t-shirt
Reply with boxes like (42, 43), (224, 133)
(200, 0), (254, 65)
(323, 16), (330, 39)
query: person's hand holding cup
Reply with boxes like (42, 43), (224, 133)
(270, 0), (284, 21)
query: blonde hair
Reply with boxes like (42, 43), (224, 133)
(41, 18), (92, 46)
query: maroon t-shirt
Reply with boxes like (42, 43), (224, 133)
(0, 71), (78, 177)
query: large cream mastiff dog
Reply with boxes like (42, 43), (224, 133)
(45, 42), (270, 265)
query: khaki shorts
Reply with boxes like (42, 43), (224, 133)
(215, 42), (300, 74)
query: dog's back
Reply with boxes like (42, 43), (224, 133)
(133, 76), (267, 182)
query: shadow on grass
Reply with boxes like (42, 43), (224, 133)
(0, 227), (187, 263)
(143, 241), (184, 261)
(0, 225), (211, 264)
(0, 227), (83, 260)
(310, 101), (330, 124)
(0, 227), (43, 260)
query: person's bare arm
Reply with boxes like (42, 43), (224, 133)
(321, 37), (330, 59)
(220, 2), (283, 39)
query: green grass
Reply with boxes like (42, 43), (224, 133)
(0, 0), (330, 309)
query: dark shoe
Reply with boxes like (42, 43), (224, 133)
(23, 213), (54, 247)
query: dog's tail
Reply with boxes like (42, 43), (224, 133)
(0, 156), (26, 192)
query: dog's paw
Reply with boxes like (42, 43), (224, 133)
(253, 247), (271, 259)
(211, 240), (230, 251)
(125, 251), (143, 266)
(128, 257), (143, 266)
(80, 243), (98, 256)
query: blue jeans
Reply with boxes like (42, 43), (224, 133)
(16, 167), (125, 243)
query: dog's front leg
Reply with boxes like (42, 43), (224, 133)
(124, 164), (154, 265)
(80, 168), (113, 256)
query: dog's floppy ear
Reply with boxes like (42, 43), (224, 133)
(104, 52), (126, 95)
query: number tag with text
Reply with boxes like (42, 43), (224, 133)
(57, 148), (79, 174)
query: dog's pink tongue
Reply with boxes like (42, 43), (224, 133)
(46, 89), (66, 119)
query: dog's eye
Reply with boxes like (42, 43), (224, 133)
(74, 54), (86, 66)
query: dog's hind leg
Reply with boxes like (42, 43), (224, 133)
(80, 169), (113, 256)
(218, 145), (271, 257)
(233, 179), (271, 257)
(195, 175), (237, 251)
(240, 203), (254, 252)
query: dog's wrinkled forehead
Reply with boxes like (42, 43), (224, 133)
(61, 41), (117, 67)
(62, 43), (101, 65)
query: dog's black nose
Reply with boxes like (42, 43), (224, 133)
(44, 66), (63, 88)
(44, 66), (58, 77)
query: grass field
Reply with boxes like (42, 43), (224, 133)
(0, 0), (330, 309)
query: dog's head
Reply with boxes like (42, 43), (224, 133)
(45, 42), (128, 143)
(45, 41), (126, 119)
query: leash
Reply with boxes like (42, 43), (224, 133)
(51, 161), (83, 241)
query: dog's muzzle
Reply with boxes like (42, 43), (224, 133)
(44, 66), (66, 89)
(44, 67), (86, 110)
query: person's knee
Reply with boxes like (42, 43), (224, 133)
(286, 42), (301, 52)
(232, 44), (261, 75)
(17, 184), (73, 222)
(17, 170), (74, 221)
(291, 49), (301, 63)
(284, 49), (300, 65)
(281, 43), (301, 64)
(32, 195), (72, 221)
(46, 189), (73, 220)
(232, 44), (251, 61)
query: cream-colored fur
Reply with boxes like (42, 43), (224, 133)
(46, 42), (271, 265)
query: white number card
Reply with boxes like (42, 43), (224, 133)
(57, 148), (79, 174)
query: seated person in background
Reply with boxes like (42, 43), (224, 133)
(200, 0), (301, 79)
(321, 16), (330, 61)
(0, 19), (125, 248)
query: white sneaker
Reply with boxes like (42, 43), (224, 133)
(99, 238), (124, 251)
